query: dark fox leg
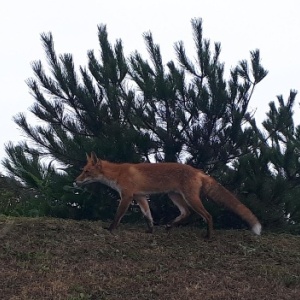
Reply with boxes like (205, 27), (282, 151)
(135, 196), (154, 233)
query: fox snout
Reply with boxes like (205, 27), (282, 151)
(74, 175), (85, 187)
(74, 176), (86, 186)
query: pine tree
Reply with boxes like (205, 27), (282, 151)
(127, 19), (268, 174)
(231, 90), (300, 231)
(128, 32), (186, 162)
(9, 25), (148, 166)
(177, 19), (268, 174)
(3, 25), (148, 219)
(3, 18), (270, 226)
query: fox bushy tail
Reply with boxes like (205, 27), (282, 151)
(203, 177), (261, 235)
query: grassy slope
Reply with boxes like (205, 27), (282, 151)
(0, 216), (300, 300)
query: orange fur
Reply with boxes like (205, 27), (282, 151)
(75, 152), (261, 238)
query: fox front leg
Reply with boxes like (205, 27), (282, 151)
(135, 196), (154, 233)
(107, 195), (133, 231)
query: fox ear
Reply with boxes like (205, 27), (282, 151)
(86, 153), (90, 161)
(90, 152), (98, 165)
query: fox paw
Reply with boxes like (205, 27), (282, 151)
(165, 224), (173, 231)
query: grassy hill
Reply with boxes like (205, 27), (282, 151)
(0, 216), (299, 300)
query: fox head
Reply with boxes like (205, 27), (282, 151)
(75, 152), (103, 186)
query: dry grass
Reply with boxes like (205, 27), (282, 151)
(0, 216), (300, 300)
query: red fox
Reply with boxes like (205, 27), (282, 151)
(75, 153), (262, 238)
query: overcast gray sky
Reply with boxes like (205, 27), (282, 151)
(1, 0), (299, 173)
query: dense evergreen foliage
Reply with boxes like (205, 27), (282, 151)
(231, 90), (300, 232)
(1, 19), (299, 232)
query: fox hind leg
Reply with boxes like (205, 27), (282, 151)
(167, 192), (191, 229)
(182, 191), (213, 239)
